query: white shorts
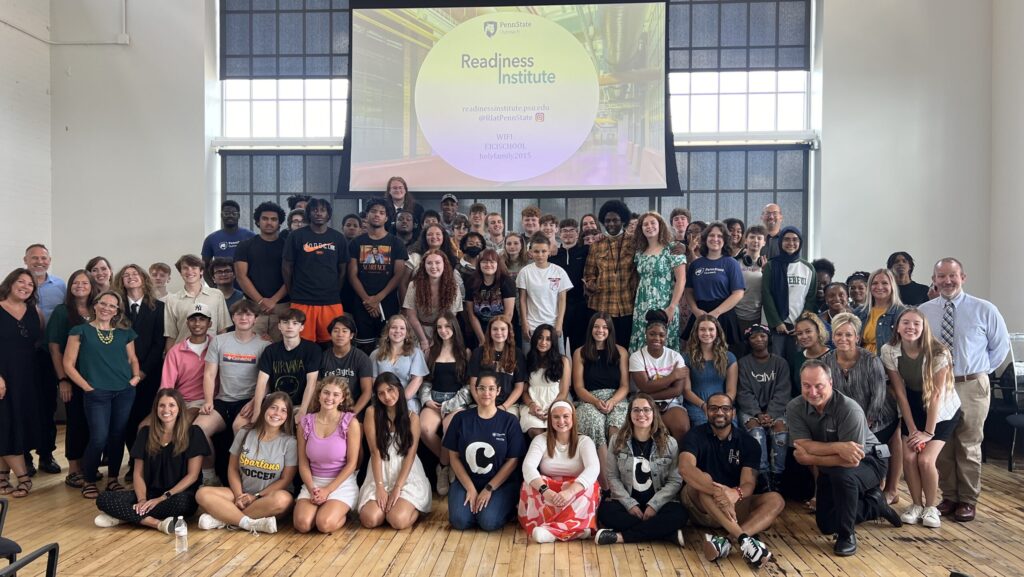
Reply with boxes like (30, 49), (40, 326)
(297, 475), (358, 508)
(185, 399), (205, 410)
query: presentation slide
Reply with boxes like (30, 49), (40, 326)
(349, 3), (667, 192)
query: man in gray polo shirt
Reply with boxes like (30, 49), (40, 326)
(787, 360), (901, 557)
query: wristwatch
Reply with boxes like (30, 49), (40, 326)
(254, 492), (263, 500)
(539, 484), (549, 495)
(163, 491), (172, 499)
(483, 484), (495, 493)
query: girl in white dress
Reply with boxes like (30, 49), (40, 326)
(358, 372), (432, 529)
(519, 324), (571, 437)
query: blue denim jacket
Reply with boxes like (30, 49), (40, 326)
(605, 433), (682, 512)
(857, 304), (906, 352)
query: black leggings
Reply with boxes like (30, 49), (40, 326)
(96, 489), (199, 523)
(597, 500), (688, 543)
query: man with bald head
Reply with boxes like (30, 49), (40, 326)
(919, 257), (1009, 522)
(760, 204), (783, 259)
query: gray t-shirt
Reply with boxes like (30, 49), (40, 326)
(206, 333), (270, 402)
(229, 428), (297, 494)
(786, 389), (879, 452)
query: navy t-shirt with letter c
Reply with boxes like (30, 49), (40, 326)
(442, 409), (525, 491)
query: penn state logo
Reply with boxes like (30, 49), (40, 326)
(466, 441), (496, 474)
(632, 457), (652, 492)
(483, 21), (497, 38)
(218, 241), (228, 251)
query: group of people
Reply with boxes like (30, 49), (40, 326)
(0, 178), (1010, 564)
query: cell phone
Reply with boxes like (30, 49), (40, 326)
(874, 444), (892, 459)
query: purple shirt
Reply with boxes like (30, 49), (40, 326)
(301, 411), (355, 478)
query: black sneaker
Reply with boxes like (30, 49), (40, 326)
(595, 529), (619, 545)
(739, 535), (772, 565)
(38, 455), (61, 475)
(867, 488), (903, 527)
(833, 533), (857, 556)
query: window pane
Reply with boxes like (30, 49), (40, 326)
(225, 101), (251, 137)
(777, 93), (805, 130)
(689, 151), (717, 190)
(225, 156), (250, 193)
(748, 94), (776, 131)
(670, 96), (690, 133)
(747, 151), (774, 190)
(253, 156), (277, 193)
(252, 101), (278, 137)
(224, 79), (250, 100)
(280, 155), (304, 193)
(305, 100), (331, 137)
(331, 100), (348, 137)
(279, 79), (303, 100)
(331, 78), (350, 99)
(668, 73), (689, 95)
(690, 95), (718, 132)
(305, 79), (331, 100)
(718, 151), (745, 189)
(251, 79), (277, 100)
(719, 95), (746, 132)
(748, 71), (776, 93)
(777, 150), (805, 189)
(279, 101), (304, 137)
(691, 72), (719, 94)
(719, 71), (746, 94)
(778, 70), (807, 93)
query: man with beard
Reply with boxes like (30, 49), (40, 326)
(282, 198), (348, 345)
(24, 244), (65, 475)
(582, 200), (638, 348)
(679, 392), (783, 565)
(202, 200), (255, 267)
(348, 198), (408, 352)
(760, 203), (783, 259)
(788, 360), (902, 556)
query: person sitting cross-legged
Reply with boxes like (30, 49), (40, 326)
(679, 392), (784, 565)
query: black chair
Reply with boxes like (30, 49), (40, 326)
(0, 542), (59, 577)
(986, 349), (1024, 471)
(0, 498), (21, 569)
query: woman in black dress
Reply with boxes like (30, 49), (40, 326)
(0, 268), (43, 498)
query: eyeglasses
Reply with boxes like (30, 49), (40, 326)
(631, 407), (653, 415)
(476, 386), (499, 393)
(707, 405), (734, 414)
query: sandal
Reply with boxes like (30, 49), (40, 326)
(105, 480), (126, 493)
(0, 471), (11, 495)
(11, 474), (32, 498)
(82, 483), (99, 499)
(65, 472), (86, 488)
(804, 497), (817, 513)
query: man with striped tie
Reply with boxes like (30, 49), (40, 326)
(919, 258), (1009, 522)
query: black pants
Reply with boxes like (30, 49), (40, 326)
(352, 292), (400, 354)
(29, 349), (57, 457)
(97, 489), (199, 523)
(610, 315), (633, 351)
(597, 500), (688, 543)
(564, 302), (593, 355)
(816, 455), (887, 538)
(124, 376), (160, 457)
(64, 386), (89, 461)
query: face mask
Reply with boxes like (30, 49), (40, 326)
(463, 246), (483, 257)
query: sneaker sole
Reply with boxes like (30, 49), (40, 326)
(703, 539), (721, 561)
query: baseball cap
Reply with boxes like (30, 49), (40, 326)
(187, 303), (213, 320)
(441, 193), (458, 203)
(744, 324), (771, 339)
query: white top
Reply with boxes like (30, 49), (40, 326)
(879, 343), (962, 422)
(628, 346), (685, 395)
(522, 433), (599, 488)
(515, 262), (573, 331)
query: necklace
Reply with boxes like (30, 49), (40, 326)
(96, 325), (114, 345)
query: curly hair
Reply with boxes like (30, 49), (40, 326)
(686, 314), (729, 376)
(412, 223), (458, 266)
(307, 375), (354, 414)
(413, 249), (459, 314)
(113, 264), (159, 312)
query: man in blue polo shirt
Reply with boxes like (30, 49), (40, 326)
(679, 392), (783, 566)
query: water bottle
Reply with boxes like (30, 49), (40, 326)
(174, 516), (188, 553)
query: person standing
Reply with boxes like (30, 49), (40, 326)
(235, 201), (290, 341)
(761, 226), (816, 358)
(202, 200), (256, 267)
(582, 201), (638, 349)
(919, 258), (1009, 522)
(348, 198), (409, 353)
(553, 219), (591, 353)
(629, 212), (685, 353)
(24, 244), (65, 474)
(164, 254), (231, 353)
(759, 204), (784, 259)
(283, 198), (348, 345)
(887, 252), (930, 306)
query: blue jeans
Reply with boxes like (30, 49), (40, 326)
(83, 387), (136, 483)
(747, 425), (788, 475)
(447, 477), (519, 531)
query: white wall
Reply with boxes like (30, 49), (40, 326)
(49, 0), (210, 288)
(990, 0), (1024, 332)
(0, 0), (51, 271)
(818, 1), (993, 298)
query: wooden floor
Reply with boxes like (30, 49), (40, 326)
(5, 435), (1024, 577)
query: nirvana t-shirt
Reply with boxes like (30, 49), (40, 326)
(686, 256), (746, 302)
(468, 346), (528, 406)
(466, 277), (516, 326)
(233, 235), (289, 303)
(629, 438), (656, 507)
(442, 409), (525, 490)
(131, 425), (211, 497)
(349, 233), (409, 297)
(319, 347), (374, 401)
(229, 429), (298, 494)
(682, 423), (760, 488)
(206, 333), (270, 401)
(202, 228), (255, 260)
(283, 226), (348, 305)
(257, 340), (322, 406)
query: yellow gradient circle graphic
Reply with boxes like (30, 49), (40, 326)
(415, 12), (599, 182)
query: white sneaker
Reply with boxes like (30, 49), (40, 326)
(250, 516), (278, 534)
(920, 506), (941, 528)
(199, 513), (227, 530)
(94, 513), (124, 528)
(157, 517), (175, 535)
(676, 529), (686, 547)
(900, 504), (924, 525)
(436, 465), (450, 497)
(532, 526), (556, 544)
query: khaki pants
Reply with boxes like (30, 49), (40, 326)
(938, 374), (989, 504)
(251, 302), (292, 342)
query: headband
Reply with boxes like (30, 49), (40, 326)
(549, 400), (574, 413)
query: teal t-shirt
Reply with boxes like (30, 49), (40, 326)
(69, 324), (138, 391)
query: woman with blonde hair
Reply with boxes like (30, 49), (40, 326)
(860, 268), (906, 354)
(881, 308), (961, 528)
(371, 314), (428, 413)
(682, 315), (737, 427)
(518, 401), (600, 543)
(629, 212), (686, 353)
